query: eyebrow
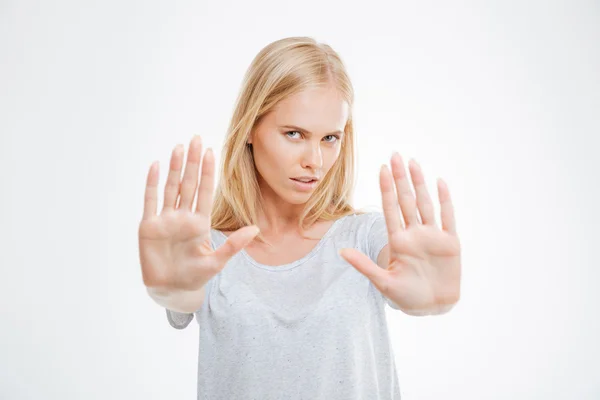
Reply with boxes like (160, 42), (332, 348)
(280, 125), (344, 136)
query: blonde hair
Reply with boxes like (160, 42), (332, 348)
(210, 36), (371, 247)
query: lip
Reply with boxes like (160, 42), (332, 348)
(290, 178), (318, 191)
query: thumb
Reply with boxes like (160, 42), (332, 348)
(339, 248), (389, 293)
(213, 225), (260, 266)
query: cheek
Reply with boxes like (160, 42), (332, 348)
(325, 149), (341, 168)
(254, 141), (295, 176)
(265, 134), (296, 156)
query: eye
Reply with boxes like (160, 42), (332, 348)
(324, 135), (341, 143)
(285, 131), (341, 144)
(286, 131), (302, 139)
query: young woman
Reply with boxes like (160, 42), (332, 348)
(139, 36), (462, 400)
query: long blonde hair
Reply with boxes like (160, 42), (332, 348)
(210, 36), (370, 246)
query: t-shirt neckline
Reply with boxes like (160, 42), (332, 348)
(216, 216), (347, 271)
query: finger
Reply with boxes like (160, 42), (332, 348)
(438, 178), (457, 234)
(391, 153), (419, 227)
(195, 148), (215, 219)
(179, 136), (203, 211)
(142, 161), (159, 220)
(408, 159), (436, 226)
(162, 144), (185, 213)
(380, 164), (404, 239)
(339, 248), (391, 295)
(213, 226), (261, 268)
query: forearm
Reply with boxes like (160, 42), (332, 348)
(397, 301), (457, 316)
(147, 285), (206, 314)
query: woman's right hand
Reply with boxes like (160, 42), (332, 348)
(138, 135), (260, 292)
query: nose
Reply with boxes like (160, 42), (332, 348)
(301, 142), (323, 170)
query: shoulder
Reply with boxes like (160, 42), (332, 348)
(330, 211), (387, 263)
(342, 211), (384, 229)
(330, 211), (384, 239)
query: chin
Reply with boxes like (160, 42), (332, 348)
(287, 195), (311, 204)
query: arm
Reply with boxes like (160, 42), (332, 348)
(147, 284), (207, 314)
(148, 285), (207, 330)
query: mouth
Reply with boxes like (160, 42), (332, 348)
(290, 178), (318, 190)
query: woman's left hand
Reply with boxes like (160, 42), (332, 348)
(339, 152), (462, 315)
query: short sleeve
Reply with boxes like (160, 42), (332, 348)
(366, 212), (389, 265)
(166, 309), (194, 330)
(165, 273), (217, 330)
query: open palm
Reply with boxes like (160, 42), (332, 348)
(339, 152), (461, 315)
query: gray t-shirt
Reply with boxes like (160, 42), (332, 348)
(166, 211), (402, 399)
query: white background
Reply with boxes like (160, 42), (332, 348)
(1, 1), (599, 399)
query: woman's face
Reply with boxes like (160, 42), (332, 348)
(248, 85), (349, 205)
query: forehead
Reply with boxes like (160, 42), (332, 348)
(272, 86), (349, 129)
